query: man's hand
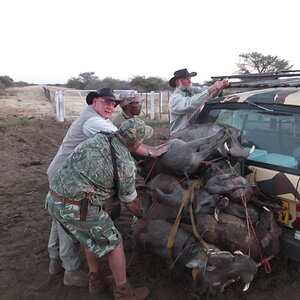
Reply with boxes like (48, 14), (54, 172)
(129, 142), (170, 158)
(124, 196), (142, 217)
(151, 143), (170, 157)
(208, 79), (229, 95)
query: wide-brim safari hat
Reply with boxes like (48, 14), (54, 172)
(169, 68), (197, 88)
(86, 87), (121, 105)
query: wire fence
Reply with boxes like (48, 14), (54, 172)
(45, 88), (171, 122)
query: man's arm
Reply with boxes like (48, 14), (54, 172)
(169, 88), (209, 114)
(123, 196), (142, 217)
(83, 117), (118, 137)
(208, 79), (229, 96)
(127, 142), (170, 158)
(169, 79), (229, 115)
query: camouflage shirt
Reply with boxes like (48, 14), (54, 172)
(49, 132), (137, 205)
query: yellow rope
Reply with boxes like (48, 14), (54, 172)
(167, 178), (201, 253)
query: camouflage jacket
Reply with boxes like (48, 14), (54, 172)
(49, 132), (137, 205)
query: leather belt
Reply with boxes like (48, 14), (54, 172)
(49, 190), (81, 206)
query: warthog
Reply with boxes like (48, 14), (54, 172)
(133, 218), (257, 295)
(138, 123), (255, 178)
(194, 210), (281, 261)
(145, 173), (259, 221)
(204, 173), (257, 203)
(173, 123), (255, 162)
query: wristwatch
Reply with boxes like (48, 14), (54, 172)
(147, 149), (153, 157)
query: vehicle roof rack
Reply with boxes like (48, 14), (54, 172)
(211, 70), (300, 88)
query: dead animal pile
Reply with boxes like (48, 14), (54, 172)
(133, 123), (282, 295)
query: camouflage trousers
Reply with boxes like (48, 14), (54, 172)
(45, 192), (122, 258)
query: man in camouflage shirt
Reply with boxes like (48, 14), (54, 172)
(45, 118), (150, 300)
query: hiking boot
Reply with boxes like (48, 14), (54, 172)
(49, 259), (64, 275)
(88, 271), (114, 295)
(63, 268), (88, 287)
(113, 281), (150, 300)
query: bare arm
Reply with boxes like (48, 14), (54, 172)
(127, 142), (170, 158)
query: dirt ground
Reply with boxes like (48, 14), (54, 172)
(1, 86), (300, 300)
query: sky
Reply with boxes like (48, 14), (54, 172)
(1, 0), (300, 85)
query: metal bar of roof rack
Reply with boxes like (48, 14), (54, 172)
(276, 69), (300, 73)
(211, 70), (300, 80)
(227, 79), (300, 88)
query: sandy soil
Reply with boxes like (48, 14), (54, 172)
(1, 86), (300, 300)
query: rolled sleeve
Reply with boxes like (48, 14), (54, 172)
(118, 190), (137, 203)
(83, 117), (118, 137)
(117, 153), (137, 203)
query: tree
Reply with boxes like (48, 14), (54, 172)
(0, 75), (14, 89)
(66, 77), (84, 89)
(237, 52), (293, 74)
(66, 72), (99, 89)
(130, 76), (169, 92)
(78, 72), (99, 87)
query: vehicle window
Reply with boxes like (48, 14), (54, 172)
(204, 107), (300, 171)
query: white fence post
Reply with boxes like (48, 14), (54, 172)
(55, 90), (65, 122)
(150, 91), (155, 120)
(159, 92), (163, 119)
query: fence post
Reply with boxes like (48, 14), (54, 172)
(55, 90), (65, 122)
(159, 92), (163, 119)
(150, 91), (155, 120)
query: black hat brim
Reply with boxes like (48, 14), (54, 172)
(86, 92), (99, 105)
(169, 77), (177, 88)
(86, 92), (121, 105)
(168, 71), (197, 88)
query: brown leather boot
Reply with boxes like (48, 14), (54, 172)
(88, 271), (114, 296)
(113, 281), (150, 300)
(63, 268), (88, 287)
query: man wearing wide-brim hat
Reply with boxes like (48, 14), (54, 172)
(48, 87), (121, 180)
(168, 68), (228, 135)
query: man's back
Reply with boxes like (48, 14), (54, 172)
(49, 133), (137, 202)
(47, 106), (117, 179)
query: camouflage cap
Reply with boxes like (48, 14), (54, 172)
(118, 118), (146, 146)
(119, 91), (145, 108)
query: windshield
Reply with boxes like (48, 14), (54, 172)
(199, 105), (300, 172)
